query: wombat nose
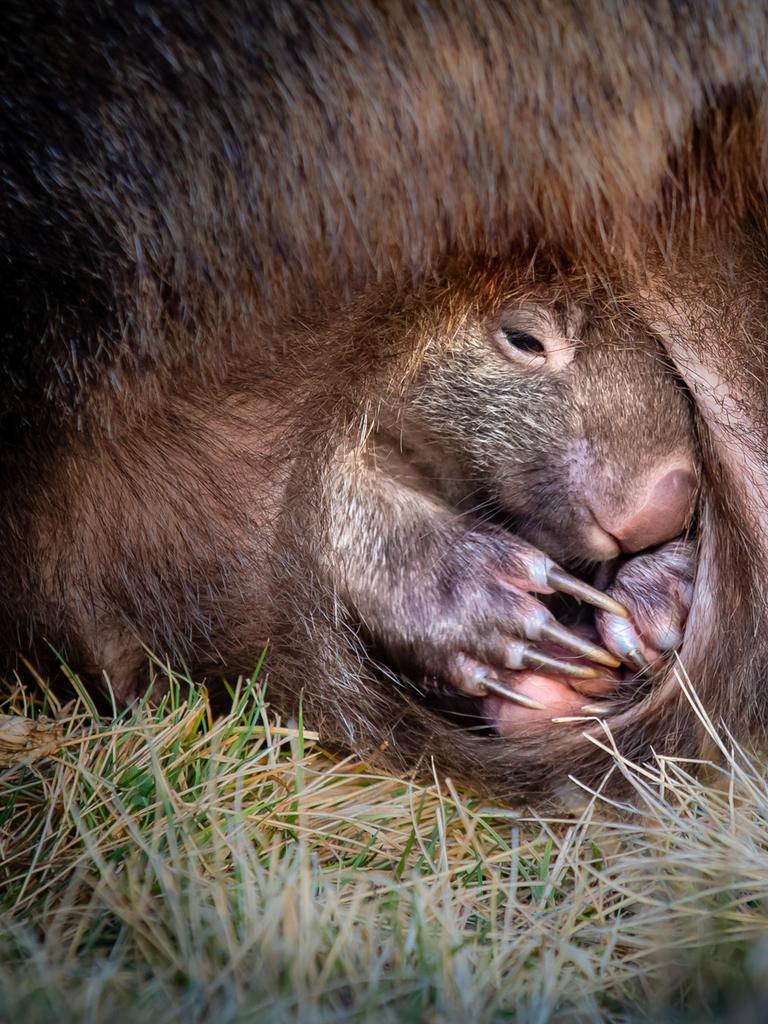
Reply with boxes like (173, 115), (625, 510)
(591, 464), (697, 554)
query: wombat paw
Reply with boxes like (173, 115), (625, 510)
(420, 530), (629, 723)
(595, 538), (695, 668)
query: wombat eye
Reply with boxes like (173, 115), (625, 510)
(492, 314), (577, 371)
(500, 328), (545, 354)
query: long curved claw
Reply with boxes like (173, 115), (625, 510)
(547, 564), (630, 618)
(519, 647), (600, 679)
(479, 678), (548, 710)
(538, 621), (621, 668)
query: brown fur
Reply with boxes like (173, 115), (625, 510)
(4, 2), (768, 803)
(4, 1), (768, 424)
(0, 261), (704, 805)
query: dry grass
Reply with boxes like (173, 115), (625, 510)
(2, 661), (768, 1023)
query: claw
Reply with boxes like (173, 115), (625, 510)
(580, 703), (615, 715)
(547, 565), (630, 618)
(625, 649), (651, 671)
(600, 614), (651, 670)
(539, 621), (621, 668)
(519, 646), (600, 679)
(551, 704), (617, 723)
(479, 677), (548, 710)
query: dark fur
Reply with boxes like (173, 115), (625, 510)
(4, 1), (768, 803)
(3, 0), (768, 423)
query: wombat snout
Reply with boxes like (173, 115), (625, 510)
(588, 462), (697, 555)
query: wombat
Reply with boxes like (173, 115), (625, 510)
(2, 261), (701, 802)
(3, 1), (768, 803)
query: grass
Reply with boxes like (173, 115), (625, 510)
(2, 663), (768, 1022)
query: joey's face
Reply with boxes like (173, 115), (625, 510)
(406, 290), (698, 567)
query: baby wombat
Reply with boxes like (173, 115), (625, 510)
(8, 263), (698, 802)
(273, 267), (698, 746)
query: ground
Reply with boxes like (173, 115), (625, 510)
(2, 660), (768, 1023)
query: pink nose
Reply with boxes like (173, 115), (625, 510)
(591, 466), (697, 554)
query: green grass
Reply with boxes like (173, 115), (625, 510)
(2, 663), (768, 1023)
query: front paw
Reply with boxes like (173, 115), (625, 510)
(595, 538), (695, 669)
(400, 528), (627, 718)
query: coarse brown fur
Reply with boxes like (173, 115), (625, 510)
(4, 1), (768, 803)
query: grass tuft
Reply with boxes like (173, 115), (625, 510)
(2, 661), (768, 1022)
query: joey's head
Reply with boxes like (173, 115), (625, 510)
(400, 280), (698, 567)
